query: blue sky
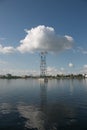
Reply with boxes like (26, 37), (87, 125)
(0, 0), (87, 75)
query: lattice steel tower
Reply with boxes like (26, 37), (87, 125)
(40, 52), (47, 77)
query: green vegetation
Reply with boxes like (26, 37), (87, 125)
(0, 73), (86, 79)
(56, 74), (85, 79)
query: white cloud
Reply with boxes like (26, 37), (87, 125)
(79, 65), (87, 74)
(68, 63), (74, 68)
(0, 60), (8, 65)
(0, 68), (39, 76)
(0, 44), (15, 54)
(60, 67), (65, 71)
(17, 25), (74, 53)
(77, 47), (87, 54)
(47, 66), (66, 75)
(0, 67), (66, 76)
(75, 64), (87, 74)
(83, 65), (87, 69)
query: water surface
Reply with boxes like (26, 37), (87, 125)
(0, 79), (87, 130)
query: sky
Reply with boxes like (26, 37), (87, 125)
(0, 0), (87, 76)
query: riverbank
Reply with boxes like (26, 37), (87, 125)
(0, 73), (86, 79)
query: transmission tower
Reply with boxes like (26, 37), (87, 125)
(40, 51), (47, 78)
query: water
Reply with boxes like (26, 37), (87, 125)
(0, 79), (87, 130)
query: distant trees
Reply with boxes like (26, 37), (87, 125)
(0, 73), (85, 79)
(6, 74), (12, 78)
(56, 74), (85, 79)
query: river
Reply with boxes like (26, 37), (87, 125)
(0, 79), (87, 130)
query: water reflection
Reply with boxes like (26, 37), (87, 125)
(0, 103), (12, 114)
(39, 80), (76, 130)
(16, 81), (48, 130)
(0, 103), (27, 130)
(40, 81), (47, 112)
(69, 79), (74, 95)
(18, 104), (44, 130)
(17, 81), (48, 130)
(0, 79), (87, 129)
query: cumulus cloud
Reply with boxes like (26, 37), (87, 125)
(68, 63), (74, 68)
(0, 44), (15, 54)
(17, 25), (74, 53)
